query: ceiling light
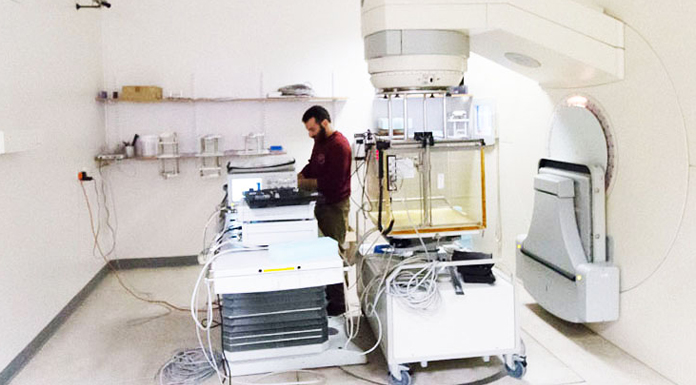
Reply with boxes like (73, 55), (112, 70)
(504, 52), (541, 68)
(567, 95), (589, 108)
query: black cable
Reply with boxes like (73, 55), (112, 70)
(221, 184), (229, 206)
(362, 152), (372, 212)
(381, 219), (394, 237)
(200, 318), (222, 329)
(377, 149), (384, 232)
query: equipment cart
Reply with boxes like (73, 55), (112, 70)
(360, 255), (527, 385)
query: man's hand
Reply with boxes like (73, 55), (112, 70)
(298, 173), (318, 191)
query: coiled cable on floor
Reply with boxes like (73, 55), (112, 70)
(157, 348), (225, 385)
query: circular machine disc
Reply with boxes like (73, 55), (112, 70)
(548, 99), (612, 188)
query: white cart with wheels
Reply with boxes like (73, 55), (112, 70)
(361, 257), (527, 385)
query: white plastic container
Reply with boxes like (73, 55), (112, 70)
(137, 135), (159, 158)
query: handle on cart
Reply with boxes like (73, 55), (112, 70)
(448, 266), (465, 295)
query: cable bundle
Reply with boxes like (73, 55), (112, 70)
(388, 261), (441, 310)
(158, 348), (225, 385)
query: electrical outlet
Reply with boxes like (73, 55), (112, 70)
(95, 154), (125, 161)
(78, 164), (96, 181)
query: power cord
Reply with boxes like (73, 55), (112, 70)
(98, 164), (118, 258)
(79, 179), (208, 313)
(339, 366), (387, 385)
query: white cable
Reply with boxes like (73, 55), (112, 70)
(202, 207), (226, 250)
(193, 280), (223, 382)
(92, 182), (103, 258)
(347, 252), (402, 355)
(342, 228), (388, 349)
(358, 306), (383, 356)
(390, 204), (440, 310)
(342, 153), (390, 355)
(190, 238), (238, 383)
(158, 348), (224, 385)
(190, 236), (272, 383)
(206, 279), (225, 383)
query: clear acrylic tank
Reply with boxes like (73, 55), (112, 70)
(365, 138), (486, 237)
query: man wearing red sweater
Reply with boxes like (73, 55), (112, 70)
(298, 105), (352, 315)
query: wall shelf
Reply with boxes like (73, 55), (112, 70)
(96, 96), (347, 104)
(96, 150), (286, 162)
(96, 81), (329, 178)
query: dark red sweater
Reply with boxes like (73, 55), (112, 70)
(300, 131), (352, 205)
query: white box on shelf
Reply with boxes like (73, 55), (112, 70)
(0, 130), (42, 155)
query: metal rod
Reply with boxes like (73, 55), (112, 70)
(425, 145), (432, 226)
(392, 195), (456, 202)
(419, 151), (425, 227)
(388, 94), (393, 141)
(403, 95), (409, 140)
(443, 94), (448, 139)
(387, 139), (484, 148)
(422, 94), (428, 133)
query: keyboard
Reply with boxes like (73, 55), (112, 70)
(243, 188), (322, 208)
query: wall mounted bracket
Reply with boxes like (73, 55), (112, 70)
(76, 0), (111, 10)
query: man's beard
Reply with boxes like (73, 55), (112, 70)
(315, 126), (327, 142)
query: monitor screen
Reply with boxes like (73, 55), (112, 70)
(230, 178), (262, 202)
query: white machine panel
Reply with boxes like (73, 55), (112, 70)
(517, 242), (620, 323)
(211, 242), (343, 294)
(238, 201), (315, 222)
(389, 272), (516, 362)
(362, 258), (520, 371)
(241, 219), (318, 247)
(234, 201), (317, 247)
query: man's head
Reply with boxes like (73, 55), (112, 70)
(302, 105), (332, 141)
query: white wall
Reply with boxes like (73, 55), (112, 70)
(98, 0), (374, 259)
(467, 2), (696, 384)
(0, 0), (105, 373)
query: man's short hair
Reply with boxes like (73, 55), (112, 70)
(302, 105), (331, 124)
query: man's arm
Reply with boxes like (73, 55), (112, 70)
(298, 154), (318, 191)
(298, 172), (318, 191)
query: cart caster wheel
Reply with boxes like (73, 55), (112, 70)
(505, 357), (527, 379)
(388, 371), (412, 385)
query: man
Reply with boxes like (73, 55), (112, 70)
(298, 105), (351, 316)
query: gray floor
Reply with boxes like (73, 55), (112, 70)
(9, 266), (676, 385)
